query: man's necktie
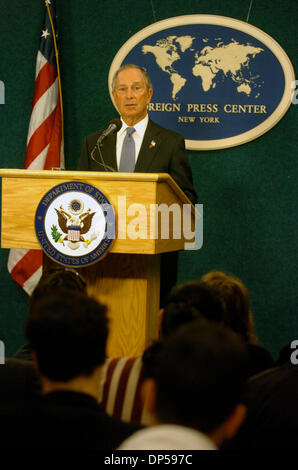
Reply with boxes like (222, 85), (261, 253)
(119, 127), (136, 172)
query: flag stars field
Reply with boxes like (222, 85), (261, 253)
(41, 29), (51, 39)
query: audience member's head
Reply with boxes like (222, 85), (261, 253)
(144, 281), (224, 379)
(144, 319), (248, 446)
(200, 271), (257, 343)
(25, 289), (108, 383)
(160, 280), (223, 338)
(29, 268), (87, 310)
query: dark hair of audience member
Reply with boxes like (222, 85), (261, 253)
(154, 319), (249, 434)
(25, 289), (108, 382)
(29, 268), (87, 310)
(200, 271), (257, 344)
(143, 281), (224, 379)
(160, 280), (224, 338)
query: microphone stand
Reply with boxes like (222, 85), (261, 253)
(90, 141), (116, 172)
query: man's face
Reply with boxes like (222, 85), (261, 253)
(112, 68), (153, 126)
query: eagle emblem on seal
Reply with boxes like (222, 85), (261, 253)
(51, 199), (98, 250)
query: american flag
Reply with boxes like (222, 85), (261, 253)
(7, 0), (64, 294)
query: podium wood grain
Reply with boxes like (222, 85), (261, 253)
(0, 169), (196, 253)
(1, 169), (195, 357)
(78, 253), (160, 357)
(44, 252), (160, 357)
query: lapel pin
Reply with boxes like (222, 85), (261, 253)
(149, 140), (156, 148)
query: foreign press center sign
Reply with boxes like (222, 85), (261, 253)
(109, 15), (295, 150)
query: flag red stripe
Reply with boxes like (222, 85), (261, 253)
(32, 61), (57, 109)
(10, 250), (43, 287)
(44, 97), (62, 169)
(101, 359), (120, 407)
(113, 358), (136, 419)
(131, 363), (145, 423)
(24, 108), (57, 168)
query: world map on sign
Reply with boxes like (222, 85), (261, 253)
(110, 17), (291, 149)
(142, 35), (264, 101)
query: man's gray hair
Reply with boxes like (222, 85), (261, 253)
(112, 64), (153, 91)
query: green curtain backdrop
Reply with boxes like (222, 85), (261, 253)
(0, 0), (297, 358)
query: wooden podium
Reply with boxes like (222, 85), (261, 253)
(0, 169), (196, 357)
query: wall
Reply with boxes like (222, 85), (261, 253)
(0, 0), (297, 357)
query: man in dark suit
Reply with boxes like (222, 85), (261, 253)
(78, 65), (197, 304)
(78, 64), (197, 206)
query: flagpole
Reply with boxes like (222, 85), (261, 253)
(46, 1), (65, 169)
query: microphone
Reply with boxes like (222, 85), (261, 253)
(97, 118), (122, 146)
(90, 118), (122, 172)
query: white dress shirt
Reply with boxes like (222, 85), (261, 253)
(117, 424), (218, 450)
(116, 115), (149, 170)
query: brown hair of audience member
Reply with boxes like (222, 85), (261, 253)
(200, 271), (258, 344)
(29, 268), (87, 310)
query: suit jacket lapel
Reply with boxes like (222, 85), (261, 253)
(134, 120), (161, 172)
(101, 133), (117, 171)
